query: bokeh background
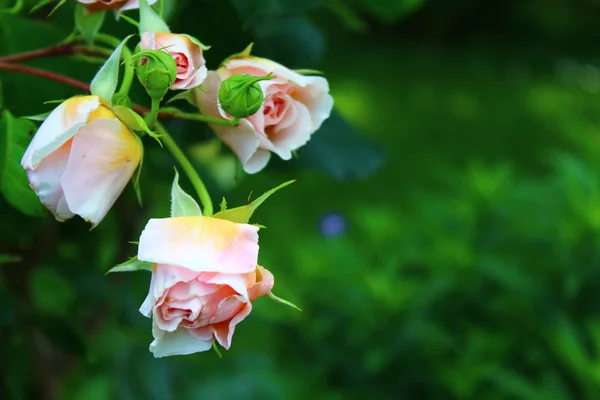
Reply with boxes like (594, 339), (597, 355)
(3, 0), (600, 399)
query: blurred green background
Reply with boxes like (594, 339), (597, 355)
(4, 0), (600, 399)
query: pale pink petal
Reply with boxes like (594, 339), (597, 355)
(25, 140), (74, 221)
(221, 57), (314, 87)
(200, 273), (251, 300)
(140, 264), (199, 317)
(212, 303), (252, 350)
(60, 118), (141, 227)
(248, 266), (275, 302)
(22, 96), (100, 169)
(119, 0), (158, 12)
(189, 326), (214, 341)
(242, 148), (271, 174)
(173, 65), (207, 90)
(291, 76), (334, 131)
(149, 323), (212, 358)
(138, 216), (259, 274)
(210, 295), (246, 325)
(267, 99), (313, 159)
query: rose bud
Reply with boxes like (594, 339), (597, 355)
(217, 73), (274, 119)
(134, 49), (178, 100)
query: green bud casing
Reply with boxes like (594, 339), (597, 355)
(134, 49), (177, 100)
(217, 73), (274, 118)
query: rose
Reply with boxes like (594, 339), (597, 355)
(77, 0), (157, 13)
(137, 216), (273, 357)
(140, 264), (274, 357)
(139, 32), (208, 90)
(21, 95), (142, 227)
(196, 56), (334, 174)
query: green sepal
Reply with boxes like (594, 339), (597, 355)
(106, 257), (153, 274)
(267, 291), (302, 312)
(90, 35), (133, 104)
(166, 89), (198, 108)
(294, 69), (324, 76)
(132, 134), (144, 206)
(213, 180), (295, 223)
(182, 34), (210, 50)
(219, 43), (253, 68)
(171, 169), (202, 217)
(21, 112), (50, 122)
(30, 0), (65, 16)
(112, 106), (162, 146)
(139, 0), (170, 33)
(74, 3), (105, 45)
(212, 341), (223, 358)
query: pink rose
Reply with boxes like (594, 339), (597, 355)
(140, 32), (208, 90)
(21, 95), (142, 227)
(196, 56), (334, 174)
(137, 216), (273, 357)
(77, 0), (157, 13)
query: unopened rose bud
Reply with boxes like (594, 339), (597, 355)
(134, 50), (177, 100)
(218, 73), (274, 118)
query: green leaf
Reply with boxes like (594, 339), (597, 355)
(74, 3), (105, 45)
(106, 257), (153, 274)
(170, 169), (202, 217)
(139, 0), (170, 34)
(359, 0), (425, 24)
(0, 254), (20, 264)
(0, 110), (46, 217)
(213, 180), (294, 223)
(30, 0), (66, 15)
(90, 35), (133, 104)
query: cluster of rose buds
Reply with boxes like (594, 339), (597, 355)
(19, 0), (332, 357)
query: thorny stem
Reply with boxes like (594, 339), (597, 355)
(0, 42), (110, 64)
(0, 62), (90, 92)
(155, 122), (214, 216)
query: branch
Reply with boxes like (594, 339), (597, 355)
(0, 62), (177, 117)
(0, 62), (90, 92)
(0, 42), (109, 64)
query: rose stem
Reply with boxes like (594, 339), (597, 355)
(155, 121), (214, 216)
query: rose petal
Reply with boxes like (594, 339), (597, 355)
(267, 99), (313, 160)
(60, 118), (141, 226)
(22, 96), (100, 169)
(140, 264), (200, 317)
(138, 216), (259, 274)
(248, 266), (275, 301)
(26, 140), (74, 221)
(200, 272), (253, 300)
(212, 302), (252, 350)
(149, 323), (212, 358)
(221, 57), (314, 87)
(119, 0), (158, 12)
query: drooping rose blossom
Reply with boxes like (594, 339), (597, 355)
(137, 216), (273, 357)
(196, 56), (334, 174)
(21, 95), (142, 227)
(77, 0), (157, 13)
(139, 32), (208, 90)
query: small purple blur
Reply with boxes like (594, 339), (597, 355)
(319, 212), (347, 238)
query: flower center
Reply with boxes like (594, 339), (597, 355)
(172, 52), (189, 75)
(263, 95), (288, 127)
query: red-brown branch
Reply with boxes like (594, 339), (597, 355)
(0, 43), (108, 64)
(0, 62), (164, 116)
